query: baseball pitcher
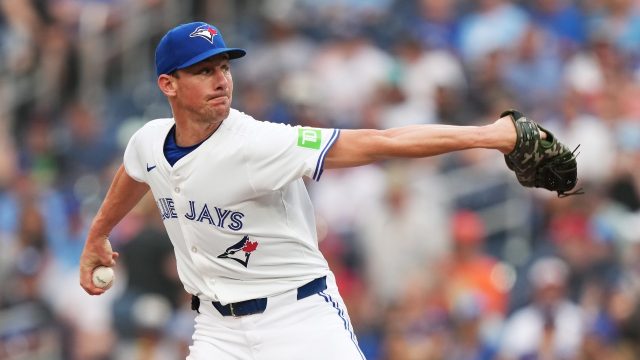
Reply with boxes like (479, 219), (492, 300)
(79, 22), (578, 360)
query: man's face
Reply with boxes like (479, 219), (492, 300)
(172, 54), (233, 123)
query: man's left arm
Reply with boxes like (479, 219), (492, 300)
(324, 116), (517, 169)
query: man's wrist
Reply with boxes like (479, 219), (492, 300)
(86, 229), (110, 245)
(490, 117), (517, 154)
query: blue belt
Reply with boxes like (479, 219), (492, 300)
(192, 276), (327, 317)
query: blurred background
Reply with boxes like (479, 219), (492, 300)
(1, 0), (640, 359)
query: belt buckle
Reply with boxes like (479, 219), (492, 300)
(229, 303), (237, 317)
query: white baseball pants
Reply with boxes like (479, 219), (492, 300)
(186, 273), (365, 360)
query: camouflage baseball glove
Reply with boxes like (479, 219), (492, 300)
(502, 109), (582, 197)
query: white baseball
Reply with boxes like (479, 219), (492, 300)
(92, 266), (115, 289)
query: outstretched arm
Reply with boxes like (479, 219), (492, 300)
(324, 115), (517, 168)
(79, 165), (149, 295)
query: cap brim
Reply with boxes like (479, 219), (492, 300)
(176, 47), (246, 72)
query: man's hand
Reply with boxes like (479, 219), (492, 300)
(79, 236), (119, 295)
(493, 113), (547, 154)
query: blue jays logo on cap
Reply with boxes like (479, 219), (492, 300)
(190, 25), (218, 44)
(155, 22), (246, 77)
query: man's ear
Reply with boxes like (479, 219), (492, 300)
(158, 74), (177, 97)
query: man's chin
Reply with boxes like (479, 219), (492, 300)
(217, 106), (231, 120)
(205, 106), (230, 123)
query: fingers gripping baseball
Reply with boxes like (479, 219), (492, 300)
(79, 237), (119, 295)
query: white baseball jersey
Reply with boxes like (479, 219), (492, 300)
(123, 109), (340, 305)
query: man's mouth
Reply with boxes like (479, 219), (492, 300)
(207, 95), (229, 104)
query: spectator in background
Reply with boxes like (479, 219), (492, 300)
(547, 194), (618, 302)
(457, 0), (530, 64)
(18, 114), (60, 186)
(386, 34), (466, 127)
(310, 26), (394, 128)
(502, 25), (564, 115)
(113, 196), (184, 359)
(587, 0), (640, 60)
(382, 272), (451, 360)
(499, 257), (584, 360)
(238, 7), (316, 92)
(411, 0), (460, 51)
(439, 209), (509, 359)
(551, 90), (616, 185)
(608, 127), (640, 213)
(318, 230), (380, 359)
(464, 49), (514, 119)
(112, 194), (181, 339)
(236, 3), (317, 126)
(355, 161), (449, 305)
(529, 0), (587, 52)
(0, 249), (63, 360)
(112, 194), (193, 360)
(59, 101), (119, 177)
(612, 240), (640, 358)
(297, 0), (395, 34)
(447, 292), (497, 360)
(442, 209), (509, 317)
(563, 33), (626, 110)
(311, 163), (386, 237)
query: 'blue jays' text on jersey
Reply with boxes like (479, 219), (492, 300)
(123, 109), (340, 305)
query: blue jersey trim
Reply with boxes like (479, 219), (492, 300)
(318, 291), (365, 359)
(313, 129), (340, 181)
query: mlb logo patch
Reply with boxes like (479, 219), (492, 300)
(190, 25), (218, 44)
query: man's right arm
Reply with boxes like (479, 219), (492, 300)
(79, 164), (149, 295)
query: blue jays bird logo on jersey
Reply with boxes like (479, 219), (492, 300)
(217, 235), (259, 267)
(190, 25), (218, 44)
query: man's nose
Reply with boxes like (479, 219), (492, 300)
(213, 68), (229, 89)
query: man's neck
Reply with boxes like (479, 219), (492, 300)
(174, 117), (224, 147)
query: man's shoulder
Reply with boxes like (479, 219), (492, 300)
(143, 117), (175, 130)
(227, 108), (260, 126)
(133, 118), (174, 138)
(226, 109), (291, 133)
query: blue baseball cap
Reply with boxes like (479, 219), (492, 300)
(155, 22), (246, 77)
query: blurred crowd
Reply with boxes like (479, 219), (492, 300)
(1, 0), (640, 359)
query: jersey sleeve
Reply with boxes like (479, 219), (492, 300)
(123, 129), (147, 183)
(243, 120), (340, 192)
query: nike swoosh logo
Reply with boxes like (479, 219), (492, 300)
(146, 164), (157, 172)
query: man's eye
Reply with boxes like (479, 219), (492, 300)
(200, 68), (211, 74)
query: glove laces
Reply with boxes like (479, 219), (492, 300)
(556, 145), (584, 198)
